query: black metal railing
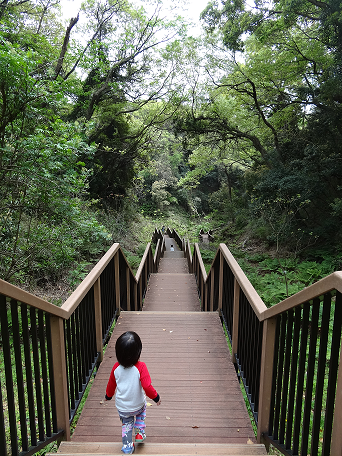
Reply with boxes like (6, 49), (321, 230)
(179, 238), (342, 456)
(151, 228), (163, 244)
(221, 259), (235, 341)
(169, 228), (183, 250)
(64, 290), (98, 422)
(0, 298), (62, 456)
(212, 253), (220, 312)
(236, 291), (263, 422)
(0, 234), (166, 456)
(100, 256), (117, 342)
(192, 244), (207, 308)
(265, 291), (342, 456)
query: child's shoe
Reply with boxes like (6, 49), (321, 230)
(135, 431), (146, 444)
(122, 443), (135, 454)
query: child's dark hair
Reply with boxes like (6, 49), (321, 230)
(115, 331), (142, 367)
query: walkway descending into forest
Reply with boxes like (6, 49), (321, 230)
(66, 236), (263, 454)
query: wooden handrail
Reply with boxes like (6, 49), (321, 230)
(194, 243), (207, 281)
(184, 239), (193, 273)
(3, 224), (341, 456)
(178, 236), (342, 456)
(260, 270), (342, 320)
(62, 243), (120, 315)
(0, 231), (165, 456)
(219, 244), (267, 317)
(136, 243), (152, 282)
(0, 278), (68, 318)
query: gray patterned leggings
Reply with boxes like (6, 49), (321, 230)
(118, 404), (146, 453)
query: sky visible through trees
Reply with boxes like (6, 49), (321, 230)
(61, 0), (210, 36)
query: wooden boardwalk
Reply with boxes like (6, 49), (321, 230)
(71, 237), (257, 446)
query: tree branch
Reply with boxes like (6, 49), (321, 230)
(54, 14), (79, 79)
(305, 0), (328, 9)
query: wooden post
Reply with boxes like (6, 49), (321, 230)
(50, 316), (70, 441)
(138, 279), (143, 311)
(330, 342), (342, 456)
(218, 251), (224, 311)
(201, 277), (204, 311)
(204, 280), (208, 312)
(210, 268), (214, 311)
(257, 317), (277, 445)
(93, 278), (103, 363)
(133, 281), (138, 311)
(114, 252), (121, 316)
(145, 257), (148, 294)
(154, 240), (159, 273)
(231, 278), (240, 363)
(126, 267), (131, 311)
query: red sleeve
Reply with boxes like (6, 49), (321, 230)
(105, 362), (120, 399)
(136, 361), (158, 400)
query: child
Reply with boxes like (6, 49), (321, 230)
(105, 331), (161, 454)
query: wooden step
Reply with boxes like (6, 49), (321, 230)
(54, 441), (267, 455)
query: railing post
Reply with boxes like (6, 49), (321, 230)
(114, 251), (121, 316)
(50, 316), (70, 441)
(94, 278), (103, 363)
(145, 256), (148, 291)
(133, 281), (138, 311)
(126, 267), (131, 311)
(218, 251), (223, 311)
(137, 276), (142, 310)
(154, 240), (158, 273)
(231, 278), (240, 363)
(257, 317), (277, 445)
(201, 277), (204, 311)
(204, 281), (208, 311)
(210, 269), (214, 311)
(330, 341), (342, 456)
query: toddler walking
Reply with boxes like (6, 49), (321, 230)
(105, 331), (161, 454)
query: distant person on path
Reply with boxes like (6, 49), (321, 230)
(161, 225), (165, 234)
(170, 244), (174, 251)
(105, 331), (161, 454)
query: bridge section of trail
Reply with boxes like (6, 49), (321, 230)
(2, 229), (341, 456)
(70, 236), (258, 450)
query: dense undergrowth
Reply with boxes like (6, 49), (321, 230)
(5, 200), (341, 309)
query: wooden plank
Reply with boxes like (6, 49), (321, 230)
(72, 312), (256, 445)
(58, 441), (267, 455)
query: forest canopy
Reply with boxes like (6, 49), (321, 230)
(1, 0), (342, 288)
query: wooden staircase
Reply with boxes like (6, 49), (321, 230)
(54, 441), (267, 455)
(49, 236), (267, 456)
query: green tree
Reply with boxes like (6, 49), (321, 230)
(173, 0), (342, 246)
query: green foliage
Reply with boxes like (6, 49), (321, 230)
(67, 261), (92, 289)
(236, 255), (335, 307)
(0, 116), (111, 283)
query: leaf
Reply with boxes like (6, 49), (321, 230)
(247, 438), (254, 444)
(166, 416), (171, 420)
(146, 402), (153, 406)
(192, 425), (199, 429)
